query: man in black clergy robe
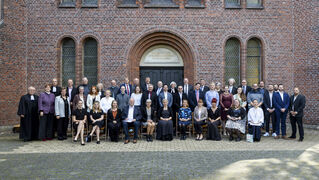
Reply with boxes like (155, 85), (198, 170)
(17, 86), (39, 141)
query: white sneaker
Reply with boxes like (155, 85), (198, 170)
(272, 133), (277, 137)
(263, 132), (269, 137)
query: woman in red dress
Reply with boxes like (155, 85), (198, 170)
(220, 86), (234, 136)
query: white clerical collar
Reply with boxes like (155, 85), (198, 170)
(30, 95), (35, 100)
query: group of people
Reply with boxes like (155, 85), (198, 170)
(17, 76), (306, 145)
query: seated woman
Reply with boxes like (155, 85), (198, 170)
(141, 99), (156, 142)
(207, 98), (221, 141)
(86, 101), (104, 144)
(233, 87), (247, 109)
(156, 99), (174, 141)
(72, 100), (87, 145)
(107, 100), (122, 142)
(193, 99), (207, 141)
(248, 99), (264, 142)
(225, 99), (246, 142)
(178, 99), (192, 140)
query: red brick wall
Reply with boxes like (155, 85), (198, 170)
(0, 0), (27, 126)
(0, 0), (318, 125)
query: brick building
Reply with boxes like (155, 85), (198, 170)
(0, 0), (318, 126)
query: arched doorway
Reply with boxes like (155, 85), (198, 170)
(140, 45), (184, 86)
(128, 32), (195, 86)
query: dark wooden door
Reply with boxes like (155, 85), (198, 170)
(140, 67), (184, 88)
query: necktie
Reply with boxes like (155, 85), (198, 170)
(196, 91), (199, 102)
(126, 84), (130, 95)
(243, 86), (246, 94)
(186, 85), (188, 96)
(180, 93), (182, 106)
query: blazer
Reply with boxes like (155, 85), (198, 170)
(228, 86), (237, 95)
(50, 86), (62, 97)
(200, 86), (209, 95)
(183, 84), (194, 97)
(107, 109), (122, 124)
(141, 91), (158, 108)
(120, 83), (133, 96)
(193, 106), (208, 121)
(188, 90), (205, 110)
(66, 86), (77, 103)
(116, 93), (130, 111)
(173, 92), (188, 110)
(168, 88), (178, 95)
(238, 85), (252, 96)
(155, 87), (163, 96)
(158, 91), (173, 108)
(86, 94), (101, 112)
(72, 94), (87, 111)
(38, 92), (55, 114)
(273, 91), (290, 113)
(263, 90), (275, 110)
(140, 83), (148, 92)
(140, 106), (156, 122)
(55, 96), (71, 118)
(121, 106), (142, 121)
(108, 86), (119, 99)
(288, 94), (306, 117)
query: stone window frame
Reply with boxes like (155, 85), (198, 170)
(0, 0), (4, 26)
(184, 0), (205, 9)
(246, 0), (263, 9)
(117, 0), (139, 8)
(81, 0), (99, 8)
(224, 0), (241, 9)
(143, 0), (179, 9)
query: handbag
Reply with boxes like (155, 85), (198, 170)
(246, 134), (254, 143)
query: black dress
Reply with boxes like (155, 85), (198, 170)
(156, 107), (174, 141)
(90, 110), (104, 128)
(72, 108), (86, 130)
(17, 94), (39, 141)
(207, 108), (221, 141)
(107, 109), (122, 141)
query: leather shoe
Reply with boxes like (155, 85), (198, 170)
(124, 140), (129, 144)
(299, 138), (304, 142)
(133, 139), (137, 144)
(282, 136), (289, 140)
(288, 136), (296, 139)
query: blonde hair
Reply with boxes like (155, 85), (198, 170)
(93, 101), (102, 113)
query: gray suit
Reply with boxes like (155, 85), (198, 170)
(158, 91), (173, 108)
(116, 93), (130, 111)
(55, 96), (71, 118)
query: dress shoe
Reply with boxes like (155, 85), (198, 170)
(235, 137), (241, 142)
(96, 141), (100, 144)
(146, 135), (150, 142)
(149, 136), (153, 142)
(229, 136), (233, 141)
(133, 139), (137, 144)
(288, 136), (296, 139)
(282, 136), (289, 140)
(124, 140), (129, 144)
(299, 138), (304, 142)
(274, 136), (280, 139)
(42, 139), (47, 141)
(81, 143), (85, 146)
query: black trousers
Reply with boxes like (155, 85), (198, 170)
(248, 124), (261, 141)
(108, 122), (120, 141)
(290, 116), (304, 139)
(38, 113), (54, 139)
(57, 117), (69, 139)
(265, 110), (276, 133)
(194, 120), (205, 134)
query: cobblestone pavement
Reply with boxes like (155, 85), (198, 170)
(0, 128), (318, 180)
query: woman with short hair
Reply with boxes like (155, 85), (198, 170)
(156, 99), (174, 141)
(141, 99), (156, 142)
(178, 99), (192, 140)
(193, 99), (207, 141)
(55, 87), (71, 140)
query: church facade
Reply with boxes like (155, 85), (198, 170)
(0, 0), (318, 126)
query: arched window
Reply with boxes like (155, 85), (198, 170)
(61, 38), (76, 87)
(246, 38), (262, 85)
(224, 38), (240, 85)
(83, 37), (98, 86)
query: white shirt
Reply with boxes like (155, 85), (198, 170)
(30, 95), (35, 100)
(164, 92), (168, 100)
(179, 92), (183, 106)
(124, 106), (134, 123)
(248, 107), (264, 126)
(229, 86), (233, 93)
(156, 88), (162, 96)
(279, 92), (284, 101)
(52, 86), (57, 93)
(269, 91), (273, 108)
(68, 87), (72, 101)
(131, 93), (142, 106)
(100, 97), (114, 113)
(184, 85), (189, 95)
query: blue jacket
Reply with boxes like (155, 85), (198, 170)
(158, 92), (173, 108)
(273, 92), (290, 112)
(121, 105), (142, 121)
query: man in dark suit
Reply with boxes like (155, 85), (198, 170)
(132, 78), (140, 93)
(141, 84), (158, 109)
(77, 77), (90, 96)
(66, 79), (77, 105)
(141, 77), (152, 92)
(108, 80), (119, 99)
(120, 77), (132, 96)
(263, 84), (276, 137)
(239, 79), (251, 96)
(288, 87), (306, 141)
(122, 98), (142, 144)
(189, 83), (205, 111)
(200, 79), (209, 95)
(50, 78), (62, 97)
(228, 78), (237, 95)
(273, 84), (290, 139)
(158, 84), (173, 108)
(183, 78), (193, 98)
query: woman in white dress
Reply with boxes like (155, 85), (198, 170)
(100, 90), (114, 114)
(131, 86), (142, 107)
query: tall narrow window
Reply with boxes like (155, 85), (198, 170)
(61, 38), (76, 87)
(83, 38), (98, 86)
(246, 38), (262, 85)
(0, 0), (4, 24)
(224, 38), (240, 85)
(246, 0), (263, 8)
(225, 0), (241, 8)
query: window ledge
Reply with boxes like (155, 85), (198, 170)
(225, 4), (242, 9)
(246, 6), (264, 9)
(185, 4), (205, 9)
(81, 3), (98, 8)
(59, 3), (76, 8)
(144, 3), (179, 8)
(117, 4), (139, 8)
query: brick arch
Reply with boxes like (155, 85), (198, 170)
(128, 32), (195, 84)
